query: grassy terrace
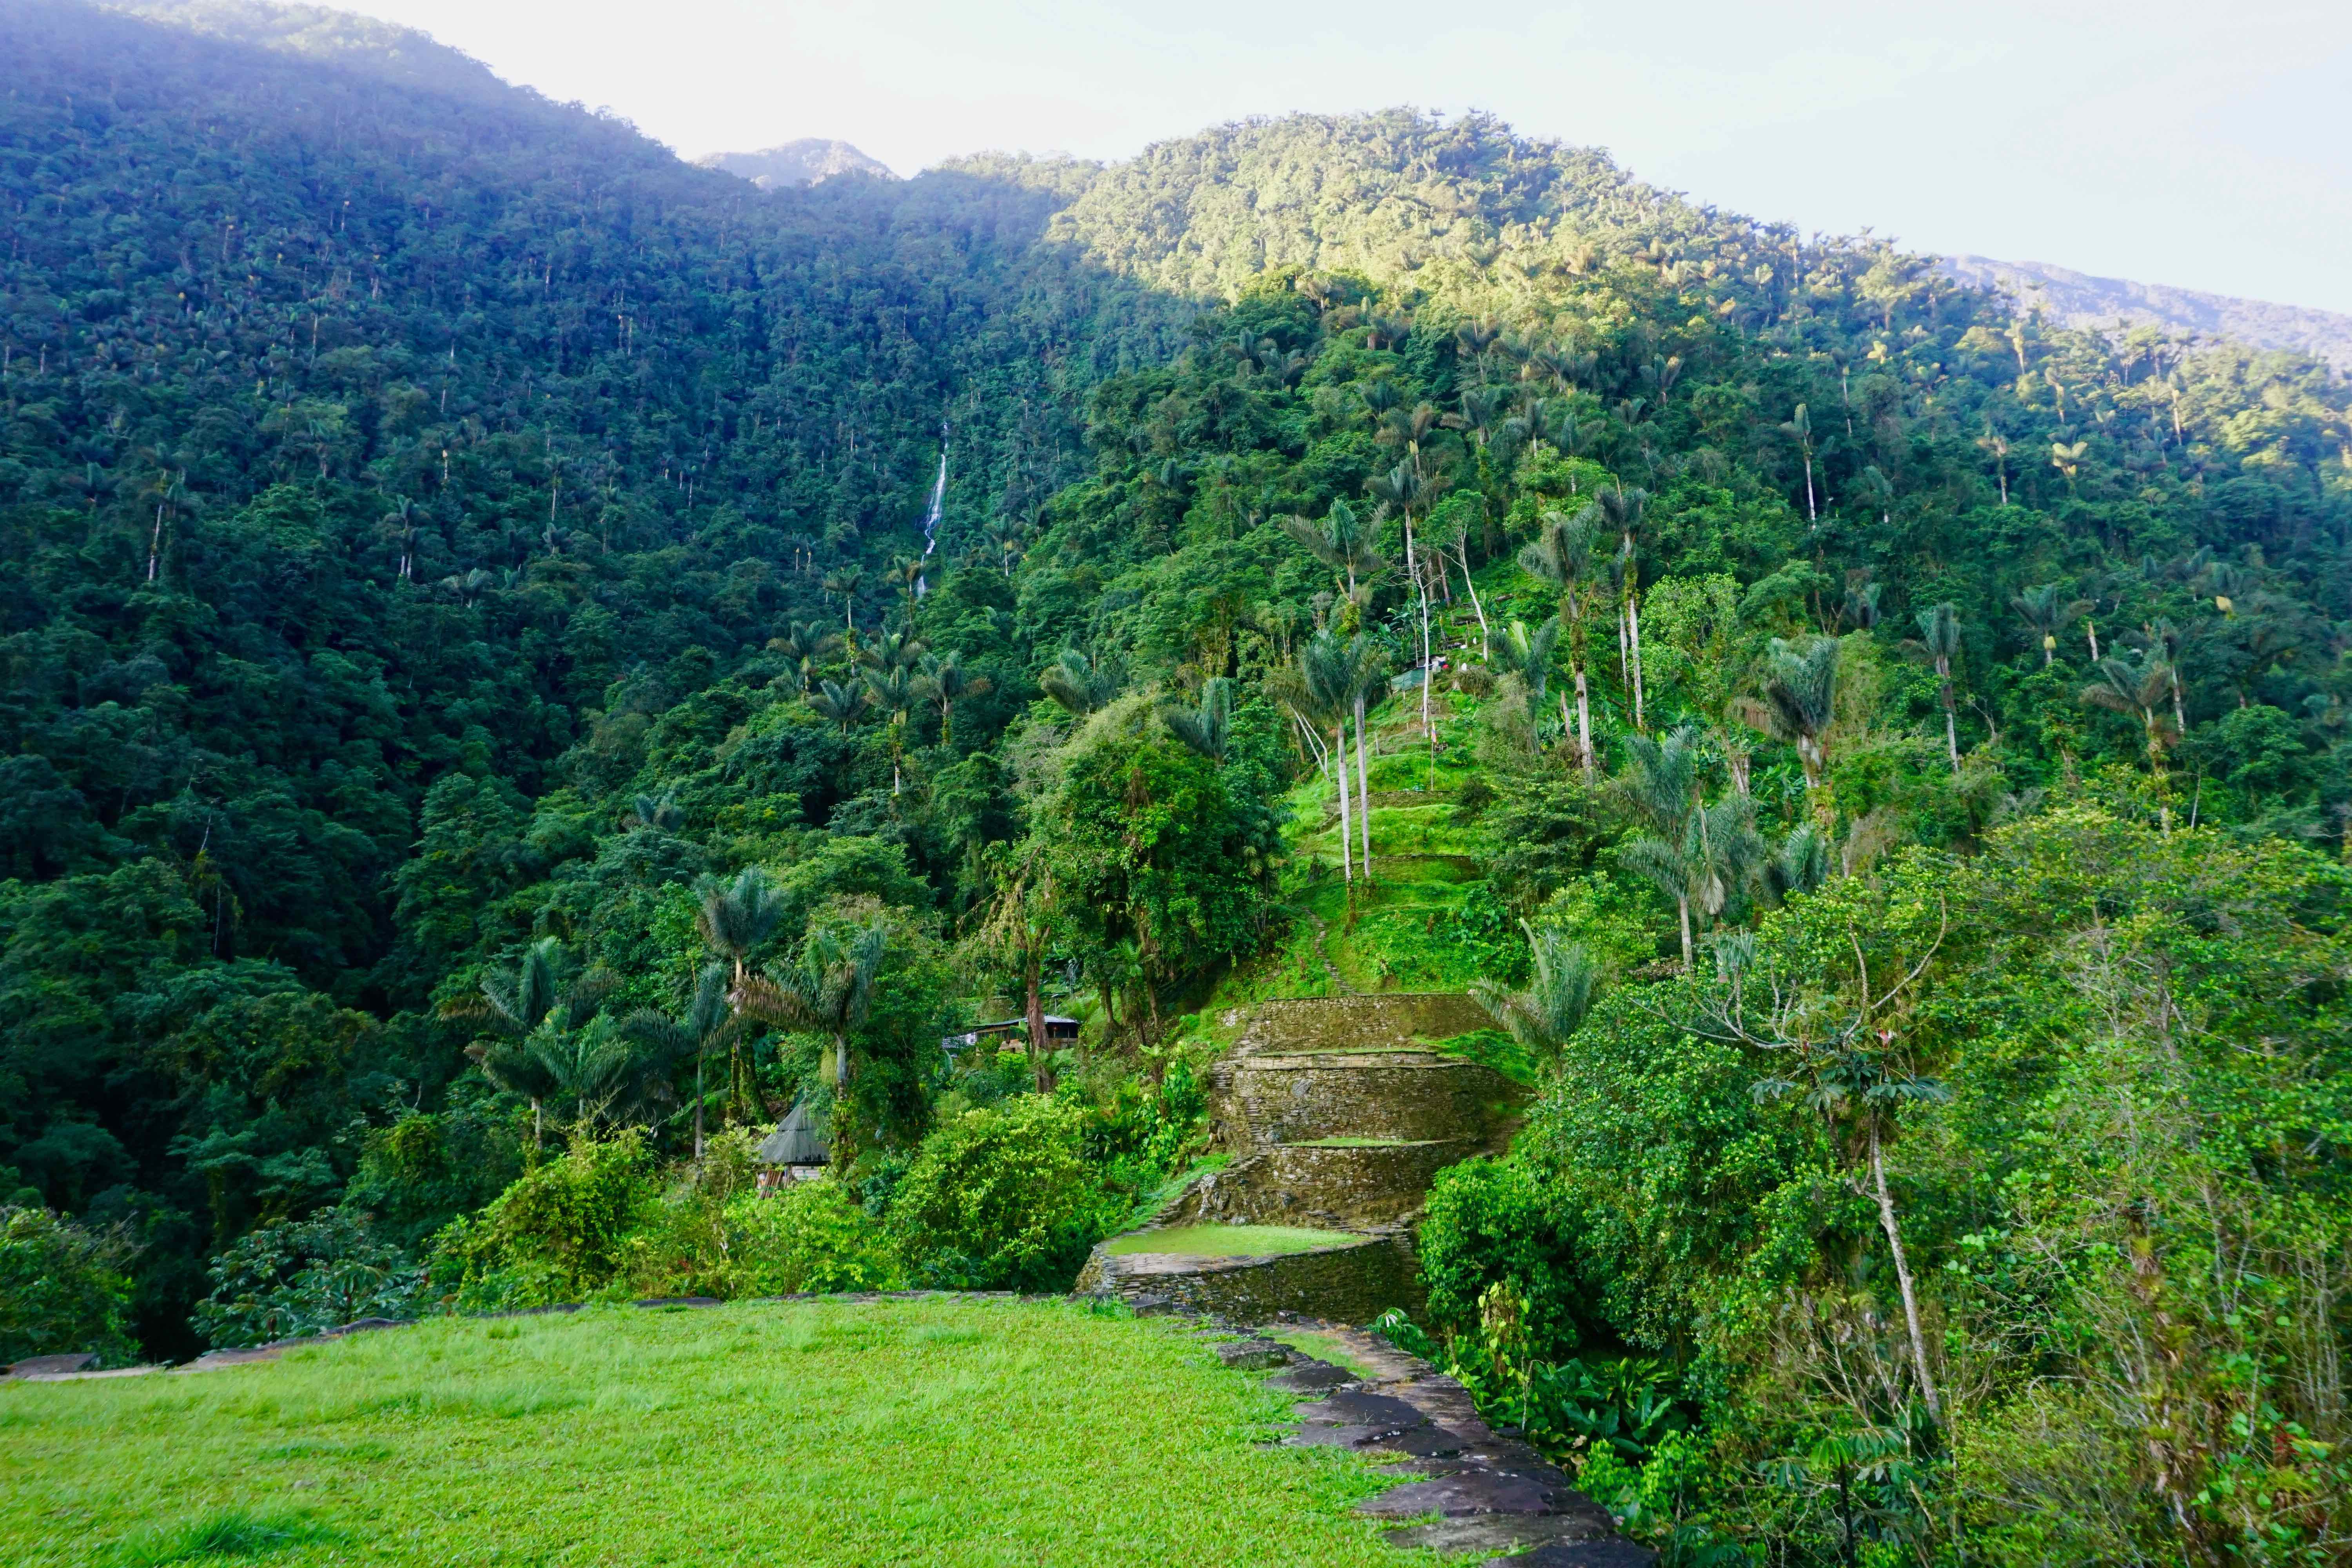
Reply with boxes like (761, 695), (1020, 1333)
(1104, 1225), (1359, 1258)
(0, 1299), (1428, 1567)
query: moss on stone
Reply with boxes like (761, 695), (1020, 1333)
(1104, 1225), (1356, 1258)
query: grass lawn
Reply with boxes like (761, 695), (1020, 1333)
(1105, 1225), (1358, 1258)
(0, 1298), (1434, 1567)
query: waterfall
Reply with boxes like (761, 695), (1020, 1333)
(916, 430), (945, 597)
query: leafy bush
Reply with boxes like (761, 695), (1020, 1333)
(1417, 1156), (1590, 1364)
(722, 1183), (904, 1296)
(0, 1205), (137, 1365)
(191, 1210), (423, 1349)
(342, 1105), (524, 1251)
(887, 1097), (1117, 1290)
(427, 1134), (657, 1309)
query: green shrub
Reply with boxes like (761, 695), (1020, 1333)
(0, 1205), (137, 1365)
(191, 1209), (423, 1348)
(888, 1097), (1116, 1290)
(427, 1134), (657, 1309)
(1417, 1156), (1589, 1363)
(722, 1183), (904, 1295)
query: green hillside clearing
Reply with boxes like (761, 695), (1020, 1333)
(0, 1299), (1425, 1567)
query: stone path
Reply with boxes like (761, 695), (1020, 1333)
(1198, 1316), (1651, 1567)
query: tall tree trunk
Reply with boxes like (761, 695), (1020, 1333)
(1676, 895), (1693, 971)
(693, 1051), (705, 1161)
(1333, 723), (1354, 884)
(1574, 665), (1593, 780)
(1627, 586), (1645, 731)
(1024, 946), (1049, 1095)
(1869, 1126), (1942, 1420)
(1353, 696), (1373, 878)
(1457, 541), (1490, 660)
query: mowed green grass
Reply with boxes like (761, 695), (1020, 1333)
(0, 1299), (1434, 1567)
(1103, 1225), (1357, 1258)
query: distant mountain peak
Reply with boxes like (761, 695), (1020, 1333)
(697, 140), (893, 191)
(1940, 255), (2352, 372)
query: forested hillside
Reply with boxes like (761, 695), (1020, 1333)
(4, 3), (2350, 1561)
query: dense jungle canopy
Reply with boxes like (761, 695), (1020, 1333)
(4, 2), (2349, 1559)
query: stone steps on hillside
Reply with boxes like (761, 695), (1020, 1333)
(1081, 992), (1521, 1325)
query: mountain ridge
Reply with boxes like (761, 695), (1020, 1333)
(696, 140), (895, 190)
(1941, 253), (2352, 372)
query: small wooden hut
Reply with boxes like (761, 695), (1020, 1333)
(755, 1100), (828, 1193)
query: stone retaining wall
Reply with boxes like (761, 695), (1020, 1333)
(1163, 1141), (1474, 1230)
(1214, 1052), (1517, 1147)
(1220, 992), (1493, 1055)
(1074, 1232), (1425, 1323)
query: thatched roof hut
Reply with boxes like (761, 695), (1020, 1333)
(756, 1100), (828, 1167)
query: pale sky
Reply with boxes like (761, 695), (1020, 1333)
(342, 0), (2352, 314)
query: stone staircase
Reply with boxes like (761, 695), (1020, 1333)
(1076, 993), (1522, 1323)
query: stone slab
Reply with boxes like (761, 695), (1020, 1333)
(1294, 1390), (1430, 1430)
(5, 1354), (96, 1377)
(1480, 1540), (1660, 1568)
(1356, 1470), (1563, 1518)
(1383, 1512), (1617, 1555)
(1360, 1424), (1474, 1459)
(1214, 1338), (1292, 1369)
(1264, 1361), (1358, 1392)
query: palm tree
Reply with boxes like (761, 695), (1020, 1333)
(1624, 797), (1766, 972)
(1760, 822), (1831, 906)
(859, 627), (928, 674)
(2011, 583), (2088, 666)
(2081, 652), (2177, 777)
(1368, 460), (1439, 743)
(2136, 620), (2189, 733)
(820, 564), (865, 656)
(1039, 650), (1114, 717)
(1345, 635), (1388, 870)
(1498, 617), (1561, 712)
(379, 495), (419, 583)
(695, 866), (788, 1118)
(1976, 425), (2012, 505)
(620, 964), (739, 1160)
(447, 938), (616, 1149)
(1470, 922), (1598, 1074)
(1281, 501), (1381, 598)
(1518, 512), (1599, 775)
(531, 1018), (675, 1140)
(1739, 637), (1841, 799)
(469, 1039), (563, 1154)
(886, 554), (924, 624)
(1593, 486), (1651, 730)
(697, 867), (786, 988)
(806, 677), (867, 734)
(864, 663), (916, 792)
(1163, 676), (1234, 761)
(1912, 603), (1964, 773)
(1615, 725), (1701, 965)
(1299, 631), (1360, 884)
(738, 919), (890, 1110)
(632, 789), (685, 833)
(765, 621), (836, 692)
(1779, 404), (1818, 522)
(912, 650), (991, 750)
